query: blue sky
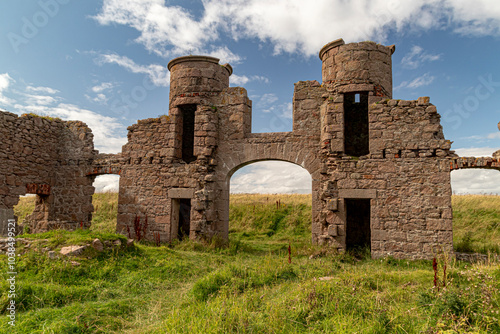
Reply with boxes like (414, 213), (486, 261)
(1, 0), (500, 194)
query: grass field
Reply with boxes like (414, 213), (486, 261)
(1, 193), (499, 333)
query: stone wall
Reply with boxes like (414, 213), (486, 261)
(0, 112), (96, 234)
(313, 97), (455, 259)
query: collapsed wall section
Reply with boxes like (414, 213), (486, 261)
(0, 111), (96, 235)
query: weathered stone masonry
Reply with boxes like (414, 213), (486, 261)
(1, 38), (499, 260)
(0, 112), (96, 234)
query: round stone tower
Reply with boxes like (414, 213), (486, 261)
(319, 38), (395, 98)
(167, 55), (232, 107)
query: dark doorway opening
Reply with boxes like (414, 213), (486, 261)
(180, 104), (196, 163)
(344, 92), (369, 156)
(177, 198), (191, 239)
(345, 198), (371, 251)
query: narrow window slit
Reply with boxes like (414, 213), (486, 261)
(344, 92), (369, 156)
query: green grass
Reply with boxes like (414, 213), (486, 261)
(13, 196), (36, 225)
(452, 194), (500, 254)
(90, 192), (119, 234)
(1, 193), (499, 333)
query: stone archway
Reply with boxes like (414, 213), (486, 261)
(207, 131), (322, 241)
(213, 157), (319, 240)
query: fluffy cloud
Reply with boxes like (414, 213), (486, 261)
(26, 85), (59, 94)
(96, 53), (170, 87)
(401, 45), (441, 69)
(230, 74), (270, 86)
(91, 82), (114, 93)
(208, 46), (243, 64)
(24, 94), (58, 106)
(454, 147), (499, 157)
(0, 73), (14, 106)
(93, 174), (120, 193)
(231, 161), (311, 194)
(85, 82), (115, 105)
(94, 0), (217, 57)
(487, 132), (500, 139)
(94, 0), (500, 59)
(451, 169), (500, 194)
(395, 73), (435, 90)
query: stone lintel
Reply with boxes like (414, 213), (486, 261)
(339, 189), (377, 199)
(337, 84), (375, 94)
(168, 188), (195, 199)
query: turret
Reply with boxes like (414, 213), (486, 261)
(319, 38), (395, 98)
(167, 55), (232, 107)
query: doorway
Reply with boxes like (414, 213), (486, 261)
(345, 198), (371, 251)
(171, 198), (191, 240)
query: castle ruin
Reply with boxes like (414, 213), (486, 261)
(1, 38), (499, 259)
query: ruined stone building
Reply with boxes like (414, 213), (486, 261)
(1, 38), (499, 259)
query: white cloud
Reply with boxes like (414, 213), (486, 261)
(258, 93), (279, 106)
(252, 76), (270, 84)
(94, 0), (218, 57)
(254, 93), (292, 122)
(446, 0), (500, 36)
(95, 0), (500, 59)
(96, 53), (170, 87)
(401, 45), (441, 69)
(86, 82), (114, 104)
(451, 169), (500, 194)
(0, 73), (14, 106)
(279, 102), (293, 119)
(92, 82), (114, 93)
(231, 161), (311, 194)
(24, 94), (58, 106)
(93, 174), (120, 193)
(454, 147), (499, 157)
(230, 74), (270, 86)
(396, 73), (435, 90)
(208, 46), (243, 64)
(26, 85), (59, 95)
(262, 102), (292, 119)
(230, 74), (250, 86)
(407, 73), (435, 88)
(487, 132), (500, 139)
(86, 93), (108, 104)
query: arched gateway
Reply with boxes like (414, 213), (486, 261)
(2, 39), (499, 260)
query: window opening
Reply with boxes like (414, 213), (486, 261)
(344, 92), (369, 156)
(180, 104), (196, 163)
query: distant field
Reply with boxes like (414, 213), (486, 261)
(3, 193), (498, 333)
(452, 194), (500, 254)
